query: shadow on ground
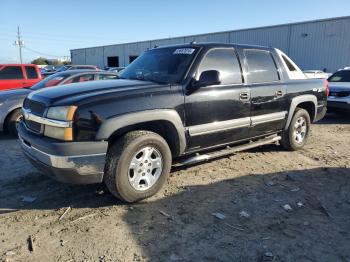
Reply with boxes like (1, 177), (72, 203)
(1, 167), (349, 261)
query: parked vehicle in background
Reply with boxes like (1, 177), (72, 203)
(327, 68), (350, 114)
(0, 70), (118, 135)
(303, 70), (331, 79)
(18, 43), (327, 203)
(0, 64), (42, 91)
(105, 67), (125, 73)
(56, 65), (99, 72)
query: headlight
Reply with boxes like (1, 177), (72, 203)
(47, 106), (77, 121)
(44, 106), (77, 141)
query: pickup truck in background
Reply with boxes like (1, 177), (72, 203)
(18, 43), (328, 202)
(0, 64), (42, 91)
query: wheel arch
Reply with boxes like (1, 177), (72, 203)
(3, 106), (22, 131)
(285, 95), (317, 130)
(96, 110), (186, 157)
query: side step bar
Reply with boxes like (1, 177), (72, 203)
(177, 135), (281, 166)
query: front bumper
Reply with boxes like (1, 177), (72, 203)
(18, 122), (108, 184)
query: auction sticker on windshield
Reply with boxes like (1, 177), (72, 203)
(173, 48), (195, 55)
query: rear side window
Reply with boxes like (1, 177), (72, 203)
(25, 66), (38, 79)
(197, 48), (242, 85)
(0, 66), (24, 80)
(328, 70), (350, 82)
(66, 74), (95, 83)
(244, 49), (279, 83)
(99, 74), (118, 80)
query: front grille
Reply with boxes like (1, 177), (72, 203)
(23, 98), (46, 116)
(25, 120), (42, 134)
(23, 98), (47, 134)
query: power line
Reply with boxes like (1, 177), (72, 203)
(23, 46), (68, 58)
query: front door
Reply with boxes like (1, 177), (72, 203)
(184, 47), (251, 152)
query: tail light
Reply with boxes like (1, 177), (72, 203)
(325, 79), (329, 97)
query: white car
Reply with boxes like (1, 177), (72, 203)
(303, 70), (331, 79)
(327, 68), (350, 114)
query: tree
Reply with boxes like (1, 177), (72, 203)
(31, 57), (48, 65)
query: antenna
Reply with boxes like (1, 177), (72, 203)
(14, 26), (24, 64)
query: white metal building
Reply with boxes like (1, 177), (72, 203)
(71, 16), (350, 73)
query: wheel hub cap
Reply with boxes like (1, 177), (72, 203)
(293, 116), (307, 144)
(128, 146), (163, 191)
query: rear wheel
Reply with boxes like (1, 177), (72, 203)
(6, 109), (22, 136)
(104, 131), (172, 203)
(281, 108), (311, 151)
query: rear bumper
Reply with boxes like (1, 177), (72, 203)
(18, 122), (108, 184)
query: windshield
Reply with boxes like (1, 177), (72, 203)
(30, 73), (71, 90)
(119, 47), (198, 84)
(328, 70), (350, 82)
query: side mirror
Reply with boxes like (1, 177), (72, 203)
(195, 70), (221, 87)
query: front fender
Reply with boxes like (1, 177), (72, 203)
(96, 109), (187, 154)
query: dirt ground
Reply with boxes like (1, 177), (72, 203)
(0, 114), (349, 262)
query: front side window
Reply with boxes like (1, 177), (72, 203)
(328, 70), (350, 82)
(196, 48), (242, 85)
(244, 49), (279, 83)
(120, 47), (198, 84)
(25, 66), (38, 79)
(30, 73), (71, 90)
(0, 66), (24, 80)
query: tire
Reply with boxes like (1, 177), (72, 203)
(281, 108), (311, 151)
(104, 131), (172, 203)
(6, 109), (23, 136)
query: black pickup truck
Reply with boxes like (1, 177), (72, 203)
(18, 43), (327, 202)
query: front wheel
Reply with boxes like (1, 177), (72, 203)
(6, 109), (23, 136)
(281, 108), (311, 151)
(104, 131), (172, 203)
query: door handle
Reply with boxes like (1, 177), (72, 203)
(239, 92), (250, 101)
(275, 90), (283, 97)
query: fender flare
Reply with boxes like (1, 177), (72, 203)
(96, 109), (187, 154)
(285, 94), (317, 130)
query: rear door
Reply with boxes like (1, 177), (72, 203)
(185, 47), (251, 151)
(240, 48), (288, 137)
(24, 66), (41, 87)
(0, 65), (25, 90)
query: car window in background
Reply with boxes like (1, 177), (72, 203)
(0, 66), (24, 80)
(25, 66), (38, 79)
(66, 74), (95, 84)
(30, 73), (71, 90)
(244, 49), (279, 83)
(120, 47), (198, 84)
(99, 74), (118, 80)
(197, 48), (242, 85)
(328, 70), (350, 82)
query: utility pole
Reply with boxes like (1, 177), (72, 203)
(15, 26), (24, 64)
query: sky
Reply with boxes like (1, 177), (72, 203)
(0, 0), (350, 63)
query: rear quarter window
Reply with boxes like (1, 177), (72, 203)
(0, 66), (24, 80)
(25, 66), (39, 79)
(244, 49), (279, 83)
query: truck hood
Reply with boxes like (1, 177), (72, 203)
(28, 79), (165, 106)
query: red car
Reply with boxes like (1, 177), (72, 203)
(0, 64), (42, 91)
